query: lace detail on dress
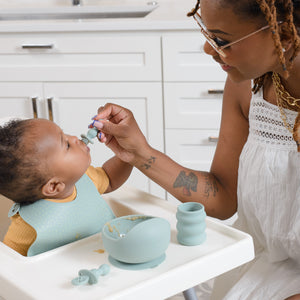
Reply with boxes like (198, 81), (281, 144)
(248, 94), (298, 150)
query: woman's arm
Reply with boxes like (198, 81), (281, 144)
(95, 77), (251, 219)
(285, 295), (300, 300)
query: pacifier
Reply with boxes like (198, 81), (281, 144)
(80, 119), (104, 145)
(80, 127), (98, 145)
(71, 264), (110, 286)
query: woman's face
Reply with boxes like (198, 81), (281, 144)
(200, 0), (280, 82)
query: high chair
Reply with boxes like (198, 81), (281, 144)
(0, 185), (254, 300)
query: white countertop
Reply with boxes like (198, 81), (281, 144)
(0, 0), (199, 32)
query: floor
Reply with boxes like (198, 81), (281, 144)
(167, 280), (213, 300)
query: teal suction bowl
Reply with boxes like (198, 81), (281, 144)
(102, 215), (171, 264)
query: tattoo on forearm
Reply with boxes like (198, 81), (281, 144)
(203, 173), (218, 198)
(173, 171), (198, 197)
(141, 156), (156, 170)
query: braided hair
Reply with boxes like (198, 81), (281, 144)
(187, 0), (300, 93)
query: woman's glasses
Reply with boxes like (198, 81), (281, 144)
(193, 12), (270, 58)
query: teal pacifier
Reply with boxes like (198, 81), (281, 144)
(71, 264), (110, 286)
(80, 127), (98, 145)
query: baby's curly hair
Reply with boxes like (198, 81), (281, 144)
(0, 119), (49, 203)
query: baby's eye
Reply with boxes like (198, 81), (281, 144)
(213, 37), (230, 47)
(66, 141), (70, 149)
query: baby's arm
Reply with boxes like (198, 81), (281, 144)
(102, 156), (133, 193)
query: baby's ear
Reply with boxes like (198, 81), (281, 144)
(42, 177), (65, 198)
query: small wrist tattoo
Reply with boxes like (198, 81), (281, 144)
(141, 156), (156, 170)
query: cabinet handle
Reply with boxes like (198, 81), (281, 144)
(208, 89), (224, 94)
(47, 98), (54, 121)
(22, 44), (54, 49)
(31, 97), (38, 118)
(208, 136), (219, 143)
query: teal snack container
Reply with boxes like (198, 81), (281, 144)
(102, 215), (171, 265)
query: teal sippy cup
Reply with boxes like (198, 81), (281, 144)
(176, 202), (206, 246)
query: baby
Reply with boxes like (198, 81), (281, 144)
(0, 118), (132, 256)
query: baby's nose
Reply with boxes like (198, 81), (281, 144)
(69, 135), (80, 144)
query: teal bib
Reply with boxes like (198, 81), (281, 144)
(8, 174), (115, 256)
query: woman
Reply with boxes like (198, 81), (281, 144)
(93, 0), (300, 299)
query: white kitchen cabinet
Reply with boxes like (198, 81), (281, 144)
(165, 129), (220, 171)
(164, 82), (223, 129)
(162, 35), (225, 203)
(162, 35), (226, 82)
(0, 82), (43, 119)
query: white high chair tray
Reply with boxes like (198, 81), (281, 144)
(0, 186), (254, 300)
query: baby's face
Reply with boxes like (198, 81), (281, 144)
(30, 119), (91, 186)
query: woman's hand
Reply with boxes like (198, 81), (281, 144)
(93, 103), (149, 164)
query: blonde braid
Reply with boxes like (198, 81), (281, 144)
(283, 0), (300, 62)
(253, 73), (270, 93)
(253, 0), (289, 93)
(260, 0), (288, 76)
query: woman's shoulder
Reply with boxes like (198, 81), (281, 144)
(223, 76), (252, 120)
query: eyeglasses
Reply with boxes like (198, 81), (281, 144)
(193, 12), (270, 57)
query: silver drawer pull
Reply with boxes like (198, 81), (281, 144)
(47, 97), (54, 121)
(208, 89), (224, 94)
(208, 136), (219, 143)
(31, 97), (38, 118)
(22, 44), (54, 49)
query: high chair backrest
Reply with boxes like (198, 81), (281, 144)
(0, 195), (13, 240)
(0, 117), (23, 241)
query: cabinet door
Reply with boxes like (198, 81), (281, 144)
(165, 128), (219, 203)
(0, 83), (43, 119)
(164, 82), (224, 129)
(44, 82), (165, 198)
(162, 35), (226, 82)
(165, 129), (219, 171)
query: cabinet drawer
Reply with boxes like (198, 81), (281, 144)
(162, 35), (226, 82)
(165, 129), (219, 170)
(164, 82), (223, 129)
(0, 33), (161, 81)
(165, 128), (219, 204)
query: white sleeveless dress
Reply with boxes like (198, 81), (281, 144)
(211, 93), (300, 299)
